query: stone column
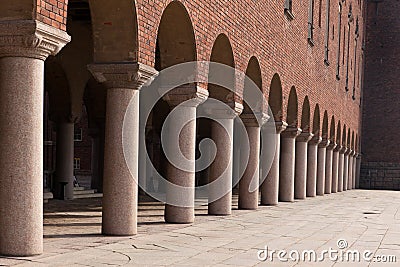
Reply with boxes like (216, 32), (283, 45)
(338, 147), (345, 192)
(260, 122), (287, 205)
(208, 102), (242, 215)
(295, 132), (313, 200)
(317, 139), (329, 196)
(355, 154), (361, 189)
(343, 148), (350, 191)
(88, 63), (158, 235)
(0, 20), (69, 256)
(348, 150), (354, 190)
(279, 127), (302, 202)
(306, 136), (322, 197)
(54, 122), (75, 200)
(332, 145), (341, 193)
(352, 152), (357, 189)
(239, 114), (265, 210)
(324, 142), (336, 194)
(163, 87), (208, 223)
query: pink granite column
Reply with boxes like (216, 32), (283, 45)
(338, 147), (346, 192)
(88, 63), (158, 234)
(239, 115), (262, 210)
(279, 127), (302, 202)
(352, 153), (357, 189)
(317, 139), (330, 196)
(343, 148), (350, 191)
(208, 103), (242, 215)
(260, 122), (287, 205)
(325, 142), (336, 194)
(54, 122), (75, 200)
(306, 136), (322, 197)
(0, 20), (69, 256)
(295, 132), (313, 199)
(332, 145), (341, 193)
(163, 88), (208, 223)
(348, 150), (354, 190)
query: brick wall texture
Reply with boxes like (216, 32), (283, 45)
(361, 0), (400, 190)
(36, 0), (68, 31)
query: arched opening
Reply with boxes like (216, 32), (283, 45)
(322, 111), (329, 140)
(286, 86), (299, 127)
(149, 1), (197, 188)
(243, 56), (262, 114)
(301, 96), (311, 132)
(268, 74), (283, 121)
(351, 131), (355, 151)
(337, 121), (342, 147)
(208, 34), (235, 102)
(342, 125), (347, 148)
(330, 116), (336, 143)
(347, 129), (351, 149)
(312, 104), (321, 136)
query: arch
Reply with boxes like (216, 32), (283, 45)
(355, 134), (359, 152)
(268, 74), (283, 121)
(89, 0), (139, 62)
(155, 1), (196, 70)
(329, 116), (336, 143)
(301, 96), (311, 132)
(286, 86), (298, 127)
(322, 111), (329, 139)
(351, 131), (355, 151)
(208, 33), (235, 102)
(337, 121), (342, 147)
(243, 56), (262, 114)
(312, 104), (321, 136)
(342, 125), (347, 148)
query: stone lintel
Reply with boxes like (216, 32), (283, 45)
(241, 112), (270, 127)
(296, 132), (314, 143)
(88, 62), (158, 90)
(0, 20), (70, 60)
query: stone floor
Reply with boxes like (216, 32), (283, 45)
(0, 190), (399, 266)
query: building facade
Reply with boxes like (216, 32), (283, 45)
(0, 0), (369, 257)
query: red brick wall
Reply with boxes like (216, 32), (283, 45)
(136, 0), (364, 143)
(36, 0), (68, 31)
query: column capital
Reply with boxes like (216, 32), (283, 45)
(318, 138), (330, 148)
(0, 20), (70, 60)
(327, 142), (337, 151)
(275, 121), (288, 134)
(281, 126), (302, 138)
(241, 112), (270, 127)
(345, 148), (352, 156)
(88, 62), (158, 90)
(334, 144), (343, 152)
(340, 146), (348, 154)
(200, 101), (243, 119)
(163, 85), (208, 108)
(296, 132), (314, 142)
(309, 135), (322, 145)
(350, 150), (356, 157)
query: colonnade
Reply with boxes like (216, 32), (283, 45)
(0, 25), (362, 257)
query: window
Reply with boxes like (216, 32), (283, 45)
(336, 3), (343, 79)
(345, 5), (353, 92)
(308, 0), (315, 45)
(285, 0), (294, 20)
(74, 128), (82, 141)
(74, 158), (81, 170)
(324, 0), (331, 65)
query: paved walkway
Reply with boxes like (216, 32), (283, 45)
(0, 190), (399, 266)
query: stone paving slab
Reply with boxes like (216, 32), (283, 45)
(0, 190), (399, 266)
